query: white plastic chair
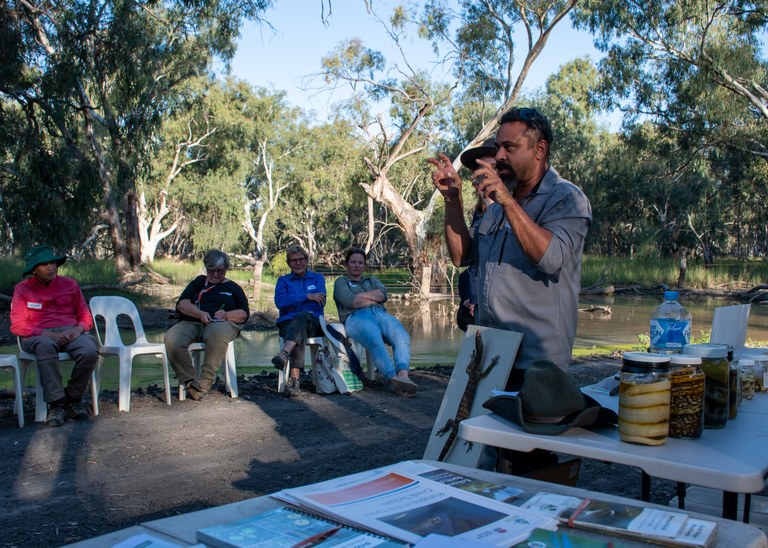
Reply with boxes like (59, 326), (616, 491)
(17, 337), (99, 422)
(0, 355), (24, 427)
(89, 296), (172, 412)
(319, 316), (376, 381)
(178, 340), (238, 400)
(276, 335), (324, 393)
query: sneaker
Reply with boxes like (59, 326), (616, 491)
(390, 377), (418, 397)
(272, 350), (289, 371)
(45, 406), (67, 427)
(67, 400), (90, 420)
(285, 377), (301, 397)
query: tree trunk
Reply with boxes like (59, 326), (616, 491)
(102, 193), (133, 275)
(677, 255), (687, 289)
(125, 191), (142, 271)
(252, 258), (265, 301)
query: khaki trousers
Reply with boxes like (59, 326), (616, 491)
(164, 320), (241, 385)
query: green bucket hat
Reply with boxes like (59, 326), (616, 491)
(483, 360), (618, 435)
(23, 245), (67, 277)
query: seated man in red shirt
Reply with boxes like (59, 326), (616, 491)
(10, 245), (98, 427)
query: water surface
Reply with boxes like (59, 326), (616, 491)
(4, 295), (767, 391)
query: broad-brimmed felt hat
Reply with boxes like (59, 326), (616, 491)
(23, 245), (67, 276)
(459, 138), (497, 171)
(483, 360), (618, 435)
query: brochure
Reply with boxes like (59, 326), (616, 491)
(196, 506), (405, 547)
(272, 464), (558, 546)
(393, 461), (523, 503)
(521, 492), (716, 547)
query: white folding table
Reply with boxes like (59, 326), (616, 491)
(66, 460), (767, 547)
(458, 390), (768, 520)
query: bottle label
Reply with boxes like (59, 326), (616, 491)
(650, 319), (691, 350)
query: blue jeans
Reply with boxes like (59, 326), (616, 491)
(344, 307), (410, 380)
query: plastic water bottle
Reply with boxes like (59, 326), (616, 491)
(649, 290), (691, 354)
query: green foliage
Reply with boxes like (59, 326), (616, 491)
(1, 0), (273, 271)
(270, 253), (290, 278)
(573, 0), (768, 159)
(635, 334), (651, 352)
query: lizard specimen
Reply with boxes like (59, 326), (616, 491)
(436, 330), (500, 462)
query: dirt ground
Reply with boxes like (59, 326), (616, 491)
(0, 344), (693, 548)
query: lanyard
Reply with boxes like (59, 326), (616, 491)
(196, 284), (216, 308)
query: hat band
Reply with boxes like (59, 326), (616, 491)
(523, 411), (578, 425)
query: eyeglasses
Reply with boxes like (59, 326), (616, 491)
(288, 257), (307, 264)
(206, 268), (227, 275)
(511, 107), (552, 145)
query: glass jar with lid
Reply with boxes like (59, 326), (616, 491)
(619, 352), (671, 445)
(667, 354), (705, 439)
(683, 343), (729, 428)
(740, 358), (756, 400)
(753, 355), (768, 393)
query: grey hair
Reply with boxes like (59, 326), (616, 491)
(203, 249), (230, 269)
(285, 245), (308, 261)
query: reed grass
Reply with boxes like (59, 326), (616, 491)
(581, 255), (768, 289)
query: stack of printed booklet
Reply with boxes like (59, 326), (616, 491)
(194, 461), (718, 547)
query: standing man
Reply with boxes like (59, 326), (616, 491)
(272, 245), (326, 397)
(429, 107), (591, 388)
(10, 245), (99, 427)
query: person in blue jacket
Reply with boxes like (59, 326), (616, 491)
(272, 245), (326, 397)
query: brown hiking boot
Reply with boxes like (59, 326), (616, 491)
(67, 400), (90, 420)
(285, 377), (301, 397)
(272, 350), (289, 371)
(45, 406), (67, 427)
(186, 379), (208, 401)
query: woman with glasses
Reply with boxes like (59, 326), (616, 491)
(271, 245), (326, 397)
(334, 247), (417, 397)
(165, 249), (249, 400)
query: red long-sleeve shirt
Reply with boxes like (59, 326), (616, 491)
(10, 275), (93, 337)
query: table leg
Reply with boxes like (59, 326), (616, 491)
(641, 471), (650, 502)
(676, 482), (686, 509)
(722, 491), (738, 520)
(743, 493), (751, 523)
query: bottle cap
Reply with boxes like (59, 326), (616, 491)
(664, 290), (679, 301)
(683, 343), (728, 359)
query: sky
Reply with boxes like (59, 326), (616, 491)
(228, 1), (605, 121)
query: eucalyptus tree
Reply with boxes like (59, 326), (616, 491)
(420, 0), (581, 154)
(265, 118), (370, 265)
(140, 77), (225, 263)
(573, 0), (768, 159)
(0, 0), (272, 276)
(319, 1), (580, 293)
(320, 29), (456, 293)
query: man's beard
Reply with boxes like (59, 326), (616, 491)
(497, 161), (519, 193)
